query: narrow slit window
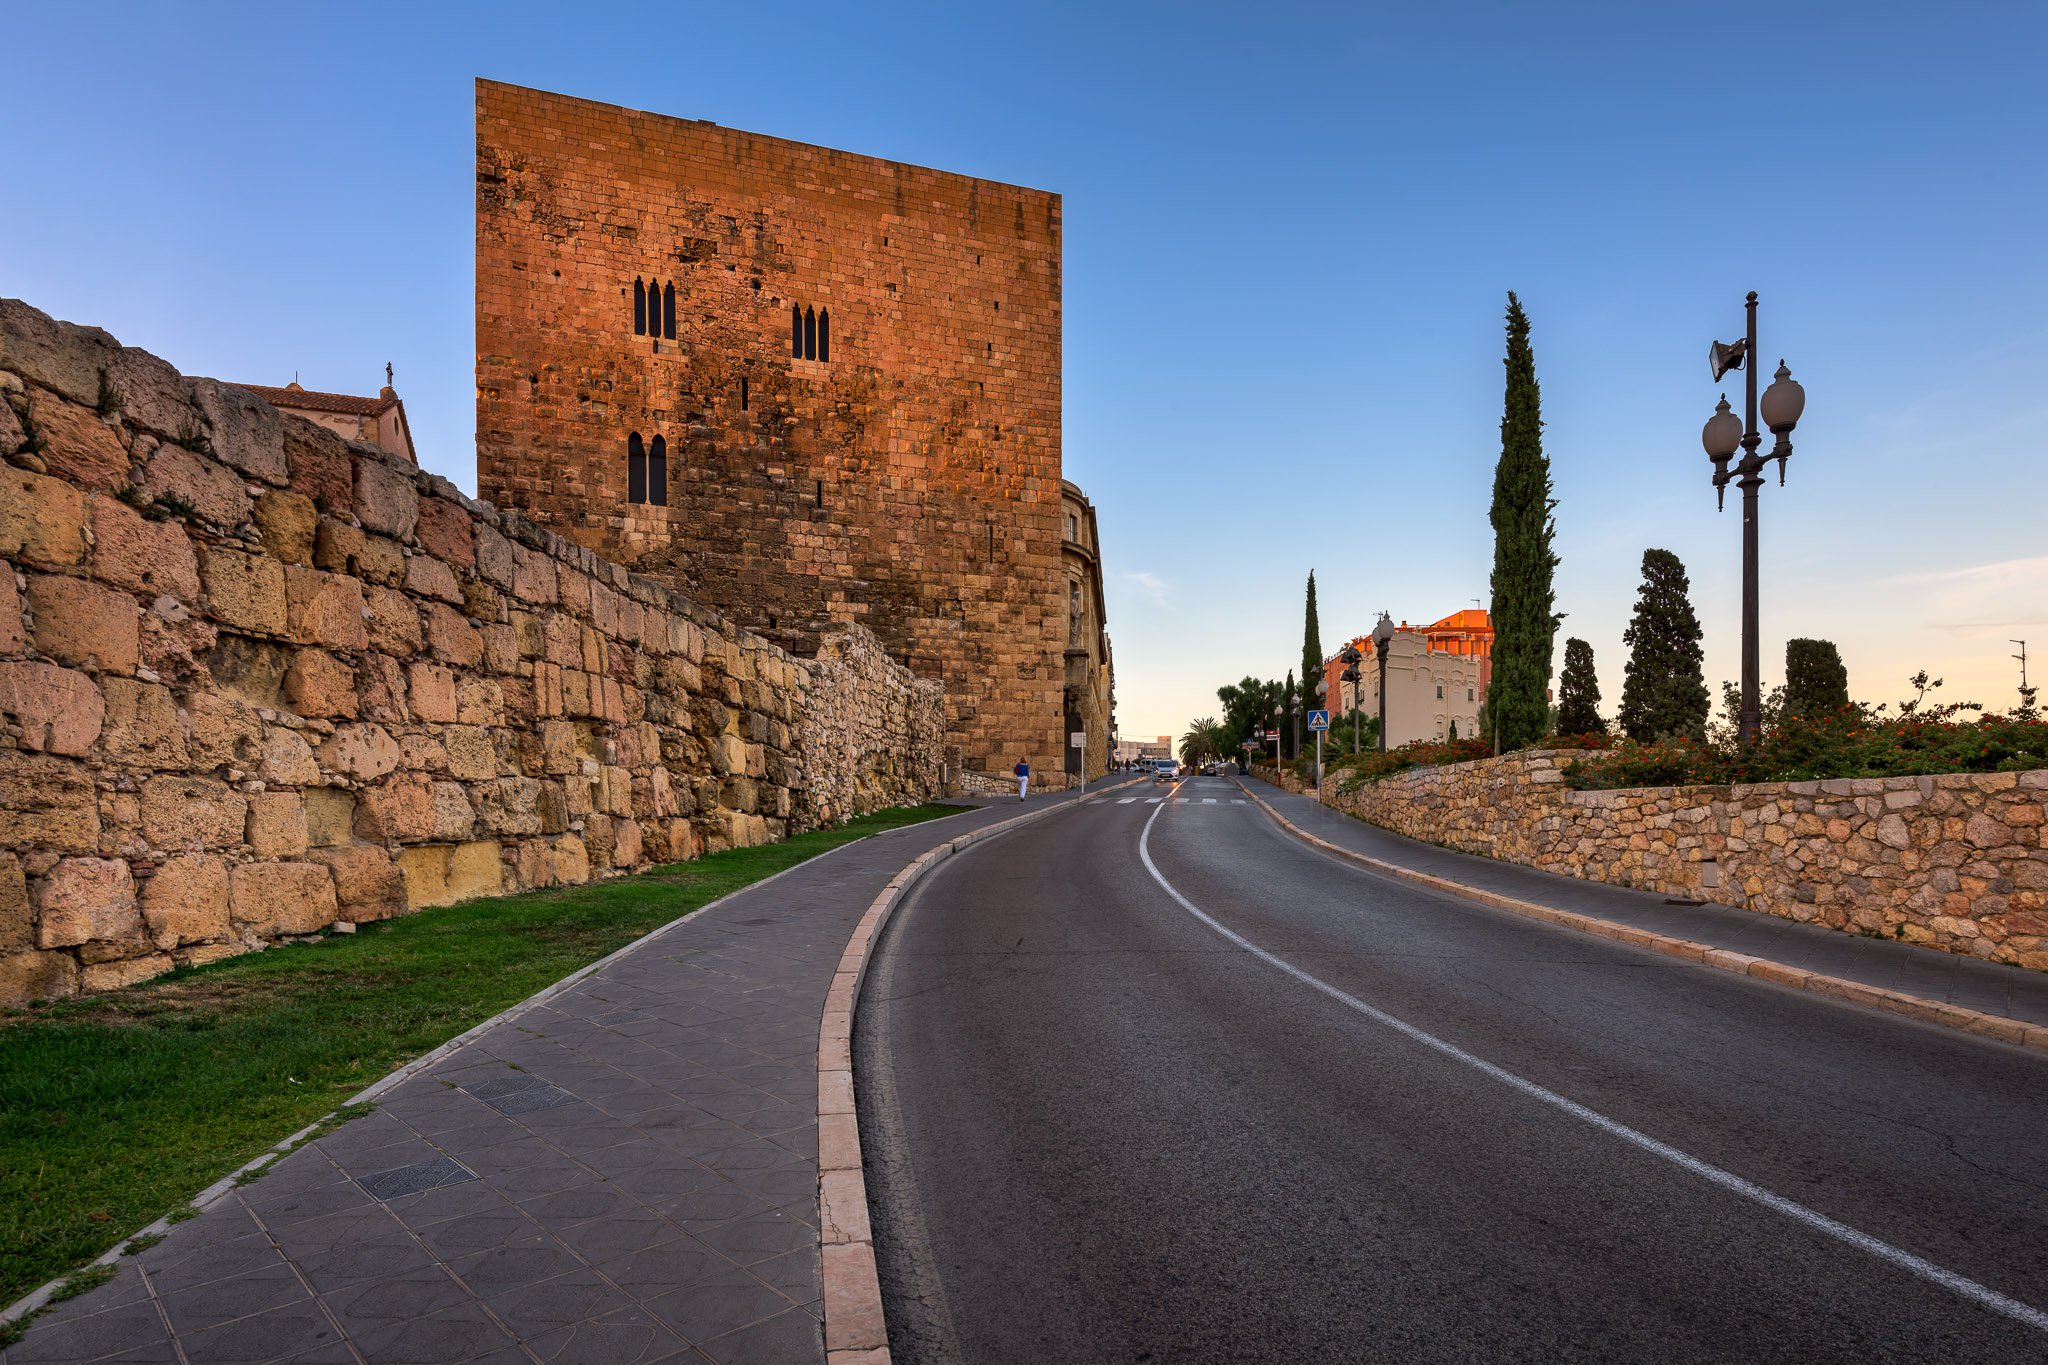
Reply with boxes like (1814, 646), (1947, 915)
(818, 308), (830, 361)
(662, 282), (676, 340)
(803, 306), (817, 361)
(627, 433), (647, 504)
(633, 279), (646, 336)
(648, 435), (668, 506)
(791, 306), (803, 358)
(740, 376), (749, 411)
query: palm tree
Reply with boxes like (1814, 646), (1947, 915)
(1179, 718), (1224, 767)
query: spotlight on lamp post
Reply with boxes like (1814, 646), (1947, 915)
(1371, 612), (1396, 754)
(1702, 291), (1807, 746)
(1336, 644), (1363, 753)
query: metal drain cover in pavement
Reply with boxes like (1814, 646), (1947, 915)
(464, 1074), (580, 1116)
(358, 1154), (477, 1201)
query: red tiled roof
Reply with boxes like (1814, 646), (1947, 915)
(236, 383), (393, 418)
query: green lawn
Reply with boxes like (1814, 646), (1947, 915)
(0, 803), (959, 1310)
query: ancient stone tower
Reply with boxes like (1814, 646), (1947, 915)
(475, 80), (1066, 781)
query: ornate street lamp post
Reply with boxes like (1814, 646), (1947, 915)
(1702, 292), (1807, 745)
(1337, 644), (1363, 752)
(1372, 613), (1396, 754)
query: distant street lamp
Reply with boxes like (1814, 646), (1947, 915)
(1372, 613), (1396, 754)
(1337, 644), (1363, 752)
(1703, 291), (1807, 745)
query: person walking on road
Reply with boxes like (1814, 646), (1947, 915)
(1013, 757), (1030, 802)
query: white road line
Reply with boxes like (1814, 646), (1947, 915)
(1117, 798), (1136, 804)
(1232, 799), (1247, 805)
(1203, 798), (1217, 804)
(1135, 802), (2048, 1336)
(1145, 797), (1162, 804)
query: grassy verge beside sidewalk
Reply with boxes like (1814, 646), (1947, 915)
(0, 803), (959, 1311)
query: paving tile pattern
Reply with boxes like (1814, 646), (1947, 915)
(4, 797), (1059, 1365)
(1259, 782), (2048, 1027)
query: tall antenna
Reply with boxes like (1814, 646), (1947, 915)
(2015, 639), (2029, 691)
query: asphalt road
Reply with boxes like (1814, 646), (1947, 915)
(854, 775), (2048, 1364)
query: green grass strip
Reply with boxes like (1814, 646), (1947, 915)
(0, 803), (958, 1309)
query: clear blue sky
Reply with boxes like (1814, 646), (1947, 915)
(8, 2), (2044, 741)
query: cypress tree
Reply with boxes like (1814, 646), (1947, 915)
(1486, 293), (1560, 753)
(1301, 571), (1323, 727)
(1283, 669), (1297, 760)
(1555, 637), (1605, 736)
(1783, 639), (1850, 720)
(1618, 549), (1711, 741)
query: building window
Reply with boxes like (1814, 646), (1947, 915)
(1468, 688), (1475, 702)
(633, 279), (647, 336)
(790, 304), (828, 361)
(662, 282), (676, 340)
(627, 433), (646, 503)
(647, 435), (668, 505)
(740, 376), (749, 411)
(1436, 685), (1444, 699)
(1067, 514), (1078, 541)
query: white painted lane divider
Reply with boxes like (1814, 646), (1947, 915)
(1135, 801), (2048, 1337)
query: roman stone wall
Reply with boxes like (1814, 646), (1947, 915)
(0, 300), (942, 1005)
(1316, 750), (2048, 970)
(475, 80), (1065, 785)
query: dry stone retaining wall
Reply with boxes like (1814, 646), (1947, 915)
(1318, 750), (2048, 970)
(0, 300), (942, 1004)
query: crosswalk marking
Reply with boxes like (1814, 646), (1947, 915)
(1118, 798), (1136, 804)
(1203, 798), (1217, 804)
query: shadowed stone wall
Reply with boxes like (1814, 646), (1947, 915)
(0, 300), (942, 1004)
(1318, 750), (2048, 970)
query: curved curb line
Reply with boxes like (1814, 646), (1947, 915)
(0, 815), (974, 1335)
(1237, 781), (2048, 1056)
(818, 778), (1147, 1363)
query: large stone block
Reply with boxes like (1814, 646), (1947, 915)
(364, 585), (422, 656)
(355, 773), (436, 842)
(88, 493), (201, 600)
(204, 633), (290, 708)
(252, 489), (319, 565)
(304, 788), (357, 847)
(141, 854), (229, 948)
(198, 547), (287, 634)
(81, 955), (174, 992)
(144, 442), (250, 529)
(102, 343), (195, 440)
(140, 776), (248, 849)
(403, 554), (462, 604)
(354, 458), (419, 540)
(431, 783), (476, 841)
(475, 776), (544, 835)
(319, 723), (401, 782)
(259, 726), (321, 785)
(27, 573), (139, 674)
(0, 659), (105, 755)
(35, 857), (138, 947)
(398, 840), (504, 909)
(247, 791), (309, 858)
(0, 752), (101, 852)
(312, 844), (406, 919)
(444, 726), (498, 781)
(229, 861), (337, 935)
(0, 947), (79, 1004)
(283, 649), (359, 719)
(188, 378), (288, 485)
(0, 852), (28, 953)
(285, 423), (355, 514)
(0, 466), (89, 568)
(407, 662), (457, 723)
(32, 394), (130, 491)
(182, 691), (265, 771)
(422, 602), (483, 666)
(285, 567), (368, 650)
(1, 299), (115, 405)
(99, 677), (189, 769)
(416, 496), (475, 568)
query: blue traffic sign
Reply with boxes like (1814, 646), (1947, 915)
(1307, 709), (1330, 731)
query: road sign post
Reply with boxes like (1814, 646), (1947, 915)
(1307, 711), (1329, 787)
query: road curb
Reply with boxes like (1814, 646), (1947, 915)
(817, 778), (1145, 1363)
(1237, 781), (2048, 1056)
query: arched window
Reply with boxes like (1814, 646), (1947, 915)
(662, 282), (676, 340)
(648, 435), (668, 507)
(791, 306), (803, 358)
(633, 279), (646, 336)
(803, 307), (817, 361)
(627, 433), (647, 504)
(818, 308), (830, 362)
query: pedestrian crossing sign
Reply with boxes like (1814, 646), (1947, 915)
(1307, 710), (1330, 731)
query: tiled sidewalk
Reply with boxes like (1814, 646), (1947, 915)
(1253, 782), (2048, 1029)
(3, 793), (1090, 1365)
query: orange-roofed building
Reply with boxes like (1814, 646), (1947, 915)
(235, 376), (417, 465)
(1323, 608), (1496, 745)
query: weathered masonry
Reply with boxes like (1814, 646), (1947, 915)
(475, 80), (1073, 785)
(0, 300), (943, 1005)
